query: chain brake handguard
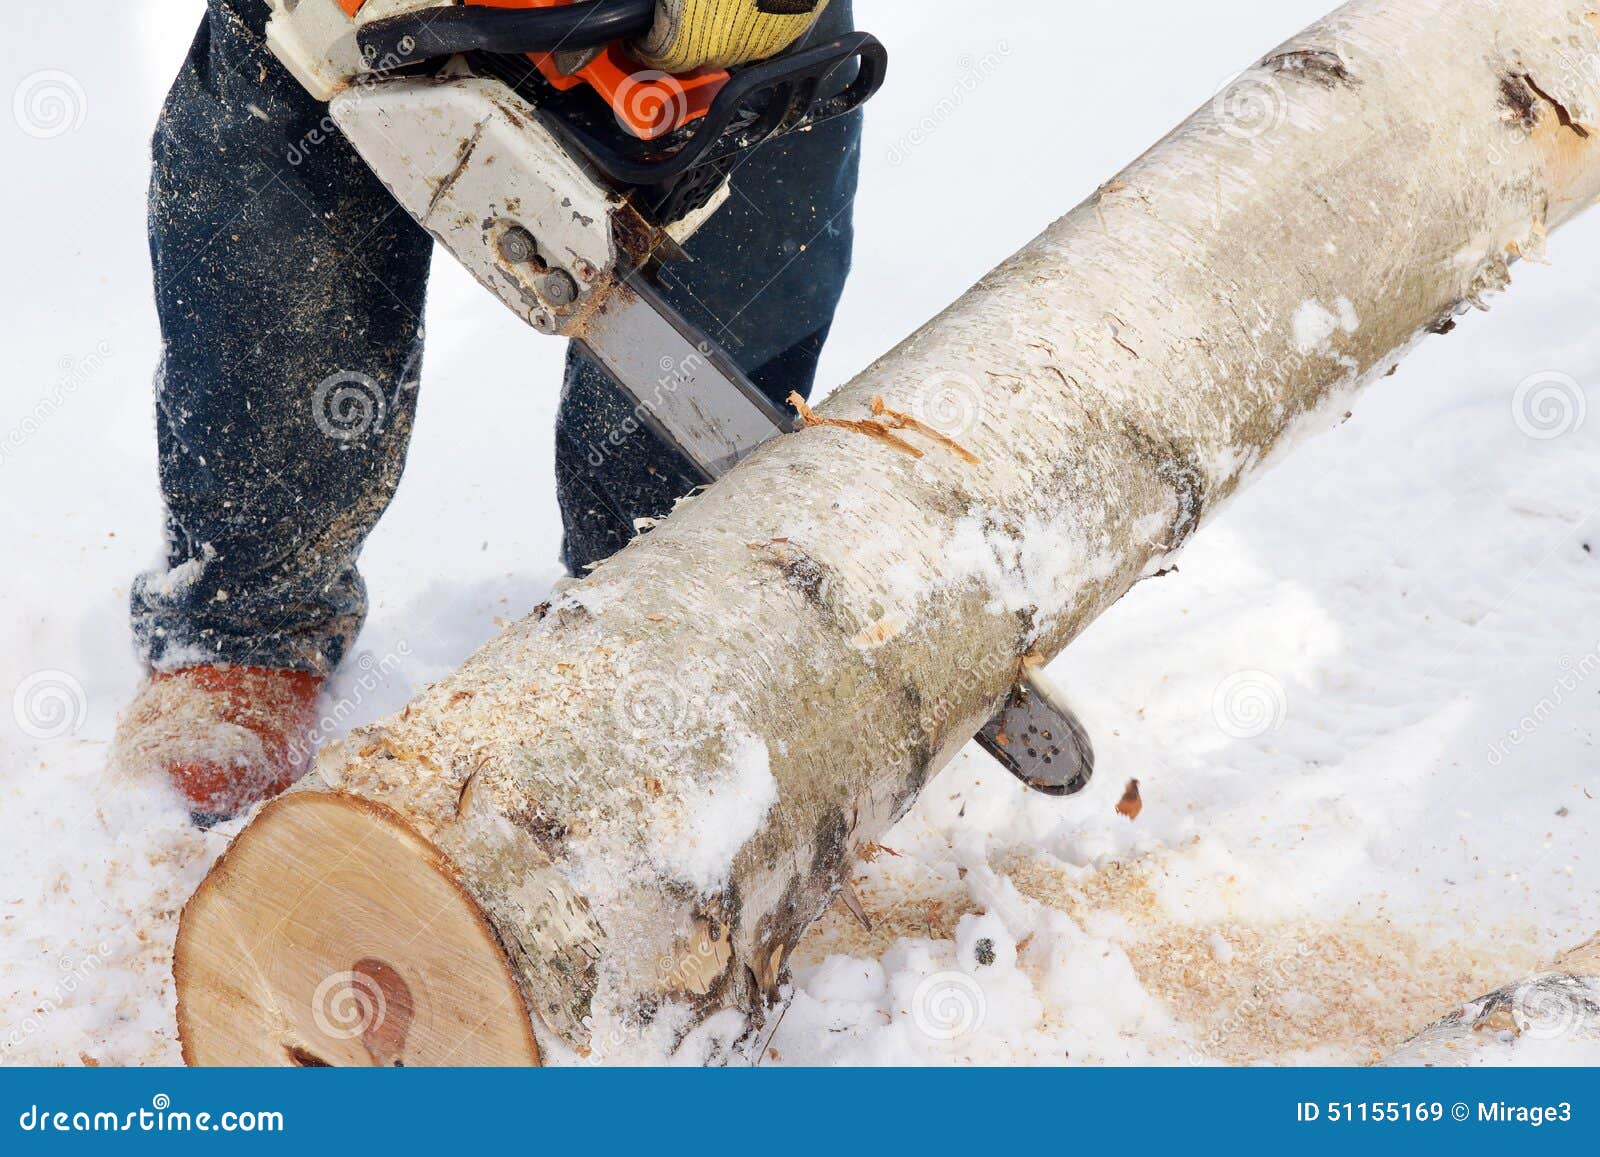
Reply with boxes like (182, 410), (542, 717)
(517, 32), (888, 222)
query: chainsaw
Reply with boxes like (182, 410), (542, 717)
(266, 0), (1096, 799)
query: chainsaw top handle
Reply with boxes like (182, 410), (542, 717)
(549, 32), (886, 188)
(359, 0), (656, 64)
(471, 30), (884, 222)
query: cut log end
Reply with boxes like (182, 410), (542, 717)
(175, 793), (538, 1067)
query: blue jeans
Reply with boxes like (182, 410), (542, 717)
(132, 0), (860, 675)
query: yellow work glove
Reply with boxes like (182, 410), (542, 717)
(632, 0), (830, 73)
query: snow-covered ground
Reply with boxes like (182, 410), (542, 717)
(4, 0), (1600, 1066)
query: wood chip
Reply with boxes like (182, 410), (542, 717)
(1116, 778), (1143, 821)
(835, 877), (873, 931)
(869, 397), (981, 464)
(787, 392), (923, 459)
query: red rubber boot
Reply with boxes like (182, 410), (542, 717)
(115, 665), (324, 825)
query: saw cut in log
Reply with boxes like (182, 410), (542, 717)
(1385, 936), (1600, 1065)
(175, 0), (1600, 1065)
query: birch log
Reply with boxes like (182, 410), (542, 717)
(1386, 937), (1600, 1064)
(176, 0), (1600, 1066)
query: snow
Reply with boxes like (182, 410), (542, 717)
(5, 0), (1600, 1067)
(136, 542), (213, 601)
(943, 507), (1115, 631)
(641, 733), (778, 896)
(1292, 296), (1360, 355)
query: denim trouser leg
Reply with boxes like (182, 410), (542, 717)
(555, 1), (862, 574)
(134, 0), (433, 676)
(136, 0), (862, 666)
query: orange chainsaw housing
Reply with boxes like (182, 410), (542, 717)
(341, 0), (728, 140)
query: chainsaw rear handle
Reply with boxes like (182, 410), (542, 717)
(359, 0), (656, 66)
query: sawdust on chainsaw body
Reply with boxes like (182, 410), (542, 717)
(795, 851), (1539, 1064)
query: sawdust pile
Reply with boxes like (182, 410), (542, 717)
(797, 850), (1540, 1064)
